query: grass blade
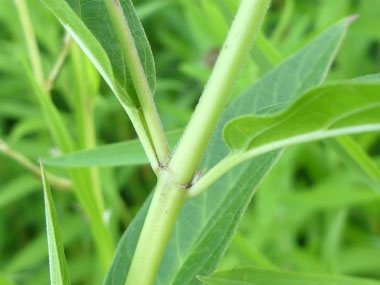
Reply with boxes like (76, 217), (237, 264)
(40, 160), (71, 285)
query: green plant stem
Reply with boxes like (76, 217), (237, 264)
(187, 153), (242, 199)
(71, 43), (105, 214)
(0, 139), (72, 191)
(125, 171), (185, 285)
(103, 0), (170, 166)
(124, 107), (161, 171)
(45, 33), (72, 92)
(69, 44), (116, 270)
(14, 0), (44, 86)
(126, 1), (271, 284)
(169, 0), (272, 186)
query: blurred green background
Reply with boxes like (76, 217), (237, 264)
(0, 0), (380, 284)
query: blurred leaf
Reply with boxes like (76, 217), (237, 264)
(5, 215), (83, 273)
(339, 246), (380, 274)
(105, 18), (352, 285)
(136, 0), (173, 20)
(40, 0), (155, 106)
(0, 175), (40, 210)
(22, 58), (75, 153)
(43, 129), (182, 167)
(9, 119), (46, 143)
(224, 82), (380, 158)
(329, 136), (380, 193)
(40, 161), (71, 285)
(0, 273), (15, 285)
(199, 267), (380, 285)
(285, 184), (380, 210)
(23, 44), (114, 268)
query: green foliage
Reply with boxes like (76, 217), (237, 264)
(199, 267), (380, 285)
(43, 129), (182, 167)
(1, 0), (380, 284)
(224, 82), (380, 155)
(40, 161), (71, 285)
(105, 18), (352, 285)
(40, 0), (155, 106)
(328, 136), (380, 193)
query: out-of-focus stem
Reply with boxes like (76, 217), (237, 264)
(45, 33), (72, 92)
(0, 139), (72, 191)
(14, 0), (45, 86)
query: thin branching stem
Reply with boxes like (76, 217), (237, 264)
(45, 32), (72, 92)
(14, 0), (45, 86)
(103, 0), (170, 167)
(0, 139), (72, 191)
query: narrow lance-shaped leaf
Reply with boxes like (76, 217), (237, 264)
(40, 161), (71, 285)
(199, 267), (380, 285)
(223, 82), (380, 160)
(43, 129), (183, 168)
(40, 0), (155, 106)
(105, 18), (353, 285)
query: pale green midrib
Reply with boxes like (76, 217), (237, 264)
(190, 124), (380, 199)
(241, 91), (380, 150)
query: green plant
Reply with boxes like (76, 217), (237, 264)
(2, 0), (380, 284)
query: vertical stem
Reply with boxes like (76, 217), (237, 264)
(14, 0), (45, 86)
(126, 1), (271, 284)
(169, 0), (272, 185)
(103, 0), (170, 166)
(70, 44), (116, 270)
(71, 43), (104, 211)
(125, 171), (185, 285)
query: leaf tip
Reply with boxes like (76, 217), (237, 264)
(347, 14), (359, 25)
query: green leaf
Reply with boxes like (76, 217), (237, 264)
(22, 58), (75, 153)
(136, 0), (173, 20)
(43, 129), (182, 167)
(5, 215), (83, 274)
(223, 82), (380, 159)
(105, 18), (352, 284)
(40, 0), (155, 106)
(0, 273), (15, 285)
(40, 161), (71, 285)
(329, 136), (380, 193)
(0, 175), (41, 210)
(199, 267), (380, 285)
